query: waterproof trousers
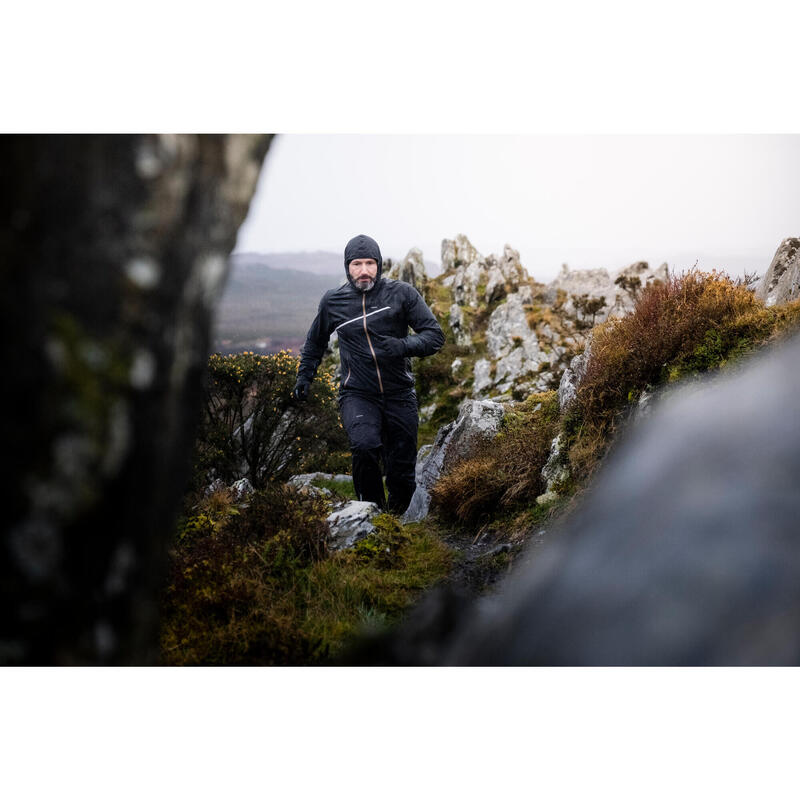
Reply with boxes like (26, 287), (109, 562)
(338, 389), (418, 515)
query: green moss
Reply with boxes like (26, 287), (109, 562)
(427, 280), (455, 318)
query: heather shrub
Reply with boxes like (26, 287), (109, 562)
(576, 271), (771, 423)
(430, 391), (561, 524)
(568, 270), (775, 477)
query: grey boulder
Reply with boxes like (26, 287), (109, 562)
(403, 399), (505, 523)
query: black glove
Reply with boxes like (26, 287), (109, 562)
(380, 337), (407, 358)
(292, 379), (310, 401)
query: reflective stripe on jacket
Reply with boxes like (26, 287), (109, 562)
(297, 277), (445, 395)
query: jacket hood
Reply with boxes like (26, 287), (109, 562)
(344, 234), (383, 291)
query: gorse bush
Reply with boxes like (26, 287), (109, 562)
(192, 350), (349, 491)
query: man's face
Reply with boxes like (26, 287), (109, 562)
(348, 258), (378, 291)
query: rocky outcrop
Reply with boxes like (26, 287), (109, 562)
(387, 247), (428, 293)
(547, 264), (616, 324)
(1, 134), (271, 665)
(486, 287), (535, 359)
(442, 235), (489, 309)
(755, 238), (800, 307)
(441, 234), (483, 274)
(472, 287), (548, 396)
(547, 261), (668, 325)
(436, 236), (600, 401)
(452, 260), (489, 309)
(403, 399), (506, 522)
(484, 244), (528, 303)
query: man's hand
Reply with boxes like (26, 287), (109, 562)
(380, 337), (407, 358)
(292, 379), (310, 401)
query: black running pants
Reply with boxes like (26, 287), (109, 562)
(338, 389), (418, 515)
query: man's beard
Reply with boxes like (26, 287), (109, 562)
(355, 277), (375, 292)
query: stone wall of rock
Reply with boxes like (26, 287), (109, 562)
(0, 134), (271, 664)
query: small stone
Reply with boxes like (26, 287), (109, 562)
(327, 501), (381, 550)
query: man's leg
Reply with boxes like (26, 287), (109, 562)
(382, 390), (419, 515)
(339, 392), (386, 508)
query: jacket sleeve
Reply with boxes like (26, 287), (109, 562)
(297, 291), (334, 383)
(401, 286), (445, 358)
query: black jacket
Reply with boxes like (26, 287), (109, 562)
(297, 277), (445, 396)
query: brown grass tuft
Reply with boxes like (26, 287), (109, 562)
(430, 392), (561, 525)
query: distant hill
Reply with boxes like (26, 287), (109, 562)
(232, 251), (343, 276)
(212, 256), (344, 355)
(232, 250), (441, 277)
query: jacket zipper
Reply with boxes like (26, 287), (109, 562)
(362, 294), (384, 394)
(344, 366), (351, 387)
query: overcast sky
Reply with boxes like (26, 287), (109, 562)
(234, 134), (800, 282)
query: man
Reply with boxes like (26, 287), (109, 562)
(293, 234), (445, 514)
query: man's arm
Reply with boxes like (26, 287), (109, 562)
(400, 286), (445, 357)
(296, 292), (333, 388)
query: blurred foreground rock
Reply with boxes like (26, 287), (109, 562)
(0, 134), (272, 664)
(362, 332), (800, 665)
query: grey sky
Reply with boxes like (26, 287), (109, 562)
(234, 134), (800, 282)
